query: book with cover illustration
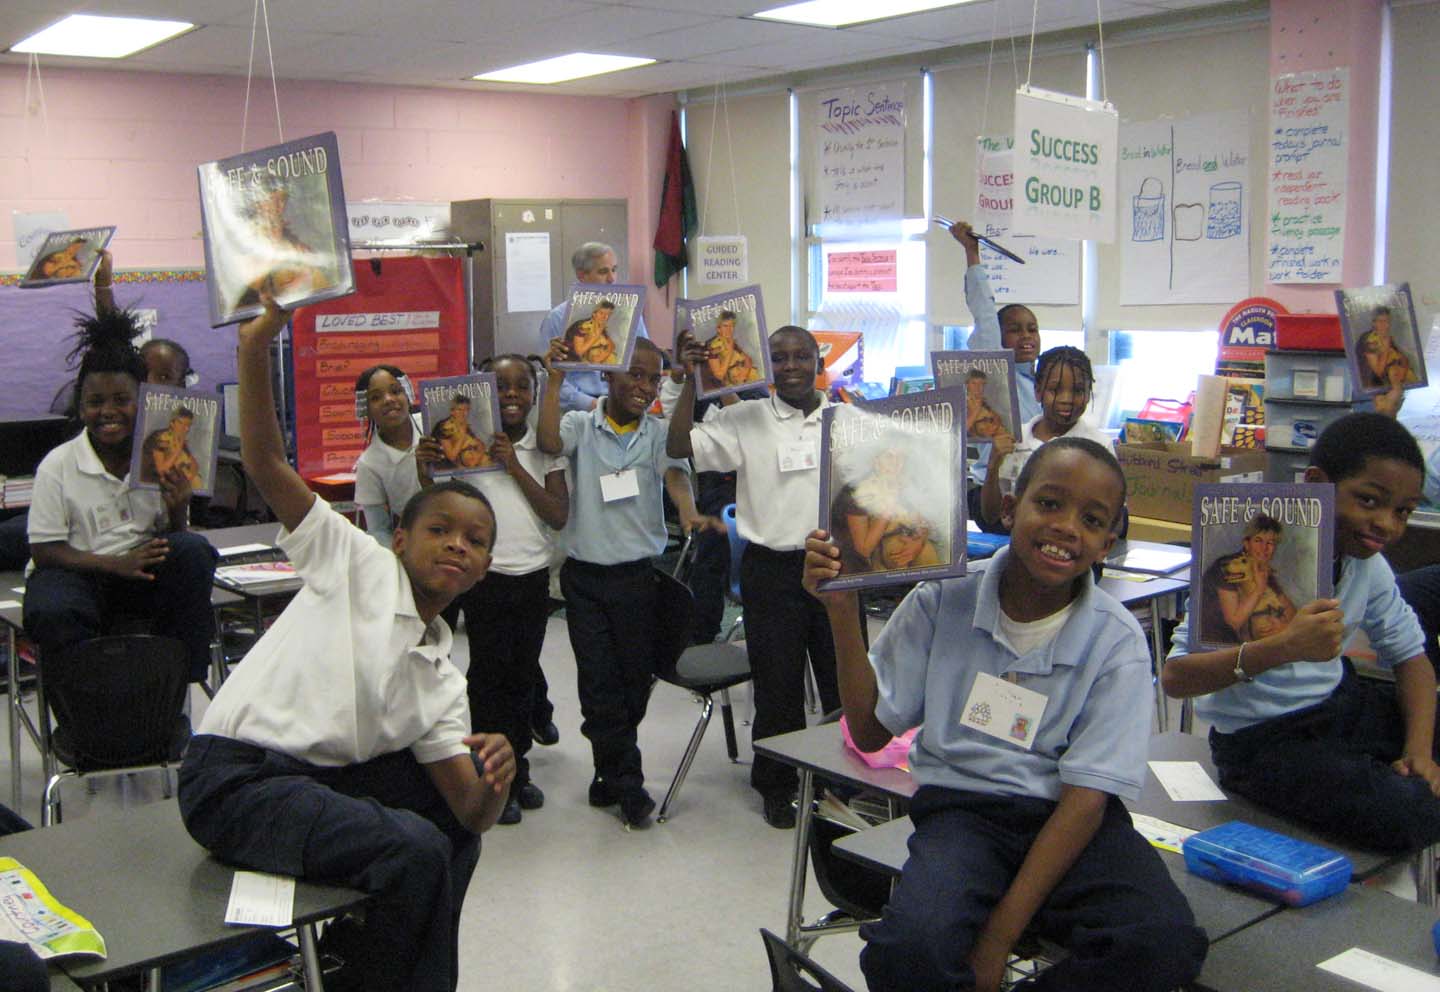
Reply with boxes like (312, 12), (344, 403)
(19, 226), (115, 288)
(554, 283), (645, 373)
(1123, 418), (1184, 444)
(129, 384), (222, 497)
(1188, 482), (1334, 651)
(1335, 283), (1427, 396)
(930, 350), (1022, 448)
(818, 387), (967, 591)
(685, 285), (771, 399)
(889, 375), (934, 396)
(197, 131), (354, 327)
(419, 373), (502, 478)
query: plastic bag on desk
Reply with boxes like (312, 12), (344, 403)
(840, 714), (916, 769)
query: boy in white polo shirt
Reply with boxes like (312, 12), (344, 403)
(666, 325), (841, 828)
(180, 297), (514, 992)
(805, 437), (1204, 992)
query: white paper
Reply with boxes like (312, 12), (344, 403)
(505, 232), (552, 313)
(1012, 87), (1119, 243)
(1147, 760), (1227, 801)
(0, 600), (20, 609)
(11, 211), (69, 268)
(815, 84), (906, 225)
(1267, 69), (1348, 283)
(1129, 812), (1197, 853)
(1317, 948), (1440, 991)
(217, 543), (274, 557)
(9, 586), (24, 593)
(225, 871), (295, 928)
(1119, 111), (1251, 305)
(346, 200), (451, 245)
(973, 137), (1080, 306)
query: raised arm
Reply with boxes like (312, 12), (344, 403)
(236, 297), (316, 531)
(93, 250), (115, 315)
(803, 531), (888, 750)
(536, 340), (567, 455)
(950, 221), (1001, 351)
(665, 330), (703, 458)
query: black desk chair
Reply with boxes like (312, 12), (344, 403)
(38, 635), (191, 825)
(652, 535), (751, 823)
(760, 929), (858, 992)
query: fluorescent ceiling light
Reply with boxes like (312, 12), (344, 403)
(474, 53), (655, 84)
(9, 14), (195, 58)
(752, 0), (976, 27)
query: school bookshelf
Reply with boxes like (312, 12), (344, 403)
(0, 415), (72, 516)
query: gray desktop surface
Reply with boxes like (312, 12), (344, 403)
(0, 801), (365, 984)
(752, 723), (917, 801)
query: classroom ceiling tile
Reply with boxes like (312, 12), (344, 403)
(630, 16), (858, 60)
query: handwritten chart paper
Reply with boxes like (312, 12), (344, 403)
(1012, 87), (1119, 243)
(815, 85), (906, 225)
(1267, 68), (1348, 284)
(1119, 112), (1251, 305)
(826, 250), (898, 293)
(973, 136), (1079, 305)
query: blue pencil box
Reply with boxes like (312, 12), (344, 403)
(1182, 820), (1352, 907)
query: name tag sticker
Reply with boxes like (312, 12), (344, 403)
(91, 501), (125, 533)
(778, 442), (817, 473)
(600, 469), (640, 502)
(960, 671), (1048, 750)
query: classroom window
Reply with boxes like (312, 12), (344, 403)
(1107, 329), (1219, 427)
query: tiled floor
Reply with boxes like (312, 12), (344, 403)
(3, 615), (872, 991)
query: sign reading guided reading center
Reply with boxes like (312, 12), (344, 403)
(1012, 87), (1119, 243)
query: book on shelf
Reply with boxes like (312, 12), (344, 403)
(215, 561), (298, 588)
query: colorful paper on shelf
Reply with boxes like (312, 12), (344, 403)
(1012, 87), (1119, 243)
(826, 250), (897, 293)
(0, 857), (106, 959)
(1267, 69), (1348, 284)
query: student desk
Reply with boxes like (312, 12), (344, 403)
(1, 800), (367, 991)
(1194, 883), (1440, 991)
(831, 815), (1281, 944)
(201, 523), (299, 683)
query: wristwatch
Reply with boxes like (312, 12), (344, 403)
(1232, 643), (1254, 683)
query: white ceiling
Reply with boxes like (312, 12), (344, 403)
(0, 0), (1230, 98)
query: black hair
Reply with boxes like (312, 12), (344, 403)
(354, 363), (408, 397)
(478, 353), (540, 389)
(1035, 346), (1094, 395)
(67, 308), (147, 416)
(1309, 412), (1423, 482)
(770, 325), (819, 352)
(997, 303), (1036, 329)
(450, 393), (472, 406)
(966, 369), (988, 381)
(1013, 436), (1127, 531)
(632, 338), (664, 361)
(139, 337), (191, 372)
(719, 309), (738, 322)
(398, 479), (497, 546)
(596, 300), (616, 311)
(171, 406), (195, 421)
(1244, 514), (1282, 539)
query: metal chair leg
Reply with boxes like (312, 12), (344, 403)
(657, 693), (715, 823)
(298, 922), (325, 990)
(719, 687), (739, 760)
(1416, 845), (1439, 908)
(42, 770), (69, 827)
(803, 662), (818, 714)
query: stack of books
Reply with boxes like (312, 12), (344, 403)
(1, 476), (34, 509)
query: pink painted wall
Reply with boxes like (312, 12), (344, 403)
(1264, 0), (1383, 312)
(0, 66), (677, 334)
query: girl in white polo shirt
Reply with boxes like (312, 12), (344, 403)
(353, 363), (423, 548)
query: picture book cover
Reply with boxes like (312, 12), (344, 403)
(197, 131), (354, 327)
(929, 350), (1022, 448)
(818, 387), (968, 591)
(686, 285), (770, 399)
(1335, 283), (1427, 397)
(129, 384), (222, 498)
(889, 375), (935, 396)
(1123, 418), (1184, 444)
(419, 373), (502, 478)
(1220, 380), (1265, 449)
(554, 283), (645, 373)
(19, 226), (115, 288)
(1189, 482), (1335, 651)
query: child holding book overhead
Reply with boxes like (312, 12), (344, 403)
(949, 221), (1043, 424)
(1164, 412), (1440, 852)
(181, 295), (513, 992)
(667, 326), (841, 828)
(353, 363), (424, 547)
(450, 353), (569, 826)
(979, 346), (1111, 530)
(805, 436), (1205, 992)
(538, 336), (715, 828)
(23, 309), (217, 682)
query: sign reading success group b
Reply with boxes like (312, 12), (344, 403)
(1012, 87), (1119, 243)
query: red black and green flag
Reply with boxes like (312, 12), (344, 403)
(653, 110), (697, 288)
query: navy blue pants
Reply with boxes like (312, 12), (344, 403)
(741, 545), (841, 797)
(178, 735), (479, 992)
(22, 531), (217, 681)
(1210, 667), (1440, 853)
(1398, 564), (1440, 676)
(559, 557), (658, 798)
(860, 787), (1206, 992)
(460, 568), (550, 790)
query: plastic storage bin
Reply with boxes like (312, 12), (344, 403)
(1263, 399), (1351, 450)
(1275, 314), (1344, 351)
(1265, 350), (1353, 402)
(1182, 820), (1352, 907)
(1264, 446), (1311, 483)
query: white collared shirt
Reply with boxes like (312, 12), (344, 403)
(688, 392), (828, 551)
(27, 431), (168, 556)
(471, 426), (567, 575)
(995, 415), (1113, 497)
(353, 414), (424, 533)
(199, 497), (470, 767)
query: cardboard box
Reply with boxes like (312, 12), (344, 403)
(1114, 442), (1267, 524)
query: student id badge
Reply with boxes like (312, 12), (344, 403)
(960, 672), (1048, 750)
(777, 441), (818, 473)
(600, 469), (640, 502)
(91, 495), (135, 533)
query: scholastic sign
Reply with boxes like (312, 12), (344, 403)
(1012, 87), (1119, 243)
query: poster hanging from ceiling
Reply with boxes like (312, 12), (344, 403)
(815, 83), (907, 226)
(973, 135), (1080, 305)
(1012, 86), (1119, 243)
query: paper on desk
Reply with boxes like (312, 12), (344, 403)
(1129, 813), (1197, 854)
(0, 857), (106, 959)
(1317, 948), (1440, 991)
(218, 543), (274, 556)
(0, 599), (20, 609)
(225, 871), (295, 928)
(1101, 569), (1153, 583)
(1148, 761), (1227, 801)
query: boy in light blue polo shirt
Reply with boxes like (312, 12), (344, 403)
(806, 437), (1204, 992)
(1165, 413), (1440, 852)
(537, 337), (716, 828)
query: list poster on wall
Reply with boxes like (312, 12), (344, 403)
(1012, 86), (1119, 243)
(815, 84), (906, 225)
(1119, 111), (1251, 305)
(973, 136), (1079, 306)
(1267, 68), (1348, 284)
